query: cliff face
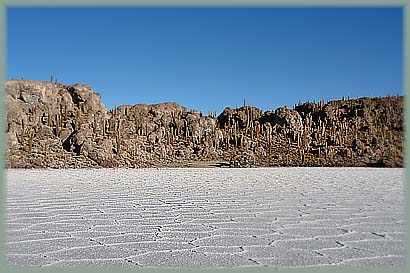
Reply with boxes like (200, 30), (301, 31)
(5, 80), (404, 168)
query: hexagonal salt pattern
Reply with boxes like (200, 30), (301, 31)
(5, 167), (404, 268)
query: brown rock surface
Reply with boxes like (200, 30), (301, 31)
(5, 80), (404, 168)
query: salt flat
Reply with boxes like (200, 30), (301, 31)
(5, 167), (405, 268)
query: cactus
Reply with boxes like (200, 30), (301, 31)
(116, 119), (122, 155)
(74, 108), (82, 130)
(20, 119), (25, 144)
(255, 122), (260, 139)
(234, 121), (238, 147)
(28, 130), (35, 153)
(55, 114), (60, 137)
(116, 131), (121, 155)
(176, 120), (181, 136)
(134, 116), (140, 134)
(47, 112), (52, 127)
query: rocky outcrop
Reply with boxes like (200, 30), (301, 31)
(259, 107), (303, 134)
(5, 80), (404, 168)
(217, 106), (262, 129)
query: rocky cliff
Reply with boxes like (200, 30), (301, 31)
(5, 80), (404, 168)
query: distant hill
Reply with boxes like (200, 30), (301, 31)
(5, 80), (404, 168)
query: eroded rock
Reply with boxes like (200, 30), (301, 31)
(5, 80), (404, 168)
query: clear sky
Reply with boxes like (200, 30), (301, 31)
(7, 7), (403, 114)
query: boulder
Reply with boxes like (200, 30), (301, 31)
(260, 107), (303, 133)
(217, 106), (262, 128)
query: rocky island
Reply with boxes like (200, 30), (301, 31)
(5, 80), (404, 168)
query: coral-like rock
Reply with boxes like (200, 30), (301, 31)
(5, 80), (404, 168)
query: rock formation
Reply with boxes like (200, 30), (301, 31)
(5, 80), (404, 168)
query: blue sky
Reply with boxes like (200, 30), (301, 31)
(7, 7), (403, 114)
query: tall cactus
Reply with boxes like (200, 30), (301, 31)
(28, 130), (35, 153)
(47, 112), (52, 127)
(116, 119), (121, 155)
(20, 119), (25, 144)
(234, 121), (238, 147)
